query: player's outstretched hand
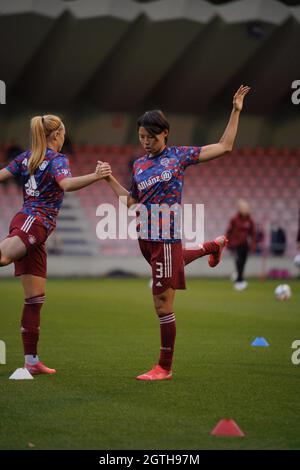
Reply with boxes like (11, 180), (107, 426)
(233, 85), (251, 112)
(95, 161), (112, 180)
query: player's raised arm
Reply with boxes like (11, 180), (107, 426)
(0, 168), (14, 183)
(199, 85), (251, 163)
(58, 161), (112, 192)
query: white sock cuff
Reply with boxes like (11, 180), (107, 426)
(25, 294), (45, 305)
(159, 313), (176, 325)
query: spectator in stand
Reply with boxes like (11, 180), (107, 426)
(255, 222), (265, 255)
(270, 223), (286, 256)
(226, 199), (256, 291)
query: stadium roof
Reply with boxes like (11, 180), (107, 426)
(0, 0), (299, 114)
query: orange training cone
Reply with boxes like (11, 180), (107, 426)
(211, 419), (245, 437)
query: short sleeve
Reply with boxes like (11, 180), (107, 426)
(178, 146), (201, 169)
(129, 176), (139, 201)
(5, 155), (22, 176)
(51, 156), (72, 182)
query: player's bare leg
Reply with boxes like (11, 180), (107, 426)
(0, 236), (27, 266)
(137, 288), (175, 381)
(22, 274), (46, 298)
(21, 274), (56, 375)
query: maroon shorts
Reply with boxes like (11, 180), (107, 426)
(7, 212), (48, 278)
(138, 239), (186, 295)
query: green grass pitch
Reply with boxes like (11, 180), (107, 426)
(0, 278), (299, 450)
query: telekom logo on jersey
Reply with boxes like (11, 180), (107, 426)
(95, 197), (204, 247)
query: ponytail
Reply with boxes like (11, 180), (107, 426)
(28, 116), (47, 175)
(28, 114), (63, 175)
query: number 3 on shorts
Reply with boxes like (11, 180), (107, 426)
(155, 262), (164, 279)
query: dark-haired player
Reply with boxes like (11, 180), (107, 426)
(0, 114), (111, 375)
(101, 85), (250, 380)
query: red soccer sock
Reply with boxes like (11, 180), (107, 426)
(183, 241), (219, 266)
(159, 313), (176, 371)
(21, 294), (45, 356)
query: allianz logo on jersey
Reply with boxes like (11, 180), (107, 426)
(25, 175), (40, 197)
(137, 170), (172, 191)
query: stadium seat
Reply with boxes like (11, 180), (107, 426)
(1, 146), (299, 256)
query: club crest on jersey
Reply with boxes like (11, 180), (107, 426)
(160, 158), (170, 166)
(28, 235), (36, 245)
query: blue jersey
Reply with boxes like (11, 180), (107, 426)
(6, 148), (72, 234)
(129, 146), (201, 241)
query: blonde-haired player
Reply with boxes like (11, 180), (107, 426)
(0, 115), (111, 374)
